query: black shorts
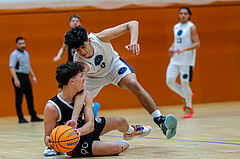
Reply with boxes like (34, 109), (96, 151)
(67, 117), (106, 157)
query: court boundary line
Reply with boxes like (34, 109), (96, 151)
(103, 135), (240, 146)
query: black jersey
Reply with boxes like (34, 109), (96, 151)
(48, 94), (106, 157)
(48, 94), (85, 127)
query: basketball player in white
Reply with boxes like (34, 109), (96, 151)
(166, 7), (200, 118)
(64, 20), (178, 139)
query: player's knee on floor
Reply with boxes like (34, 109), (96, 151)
(112, 143), (122, 154)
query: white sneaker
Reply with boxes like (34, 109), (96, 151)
(123, 125), (152, 140)
(116, 140), (130, 151)
(43, 147), (57, 156)
(43, 147), (65, 156)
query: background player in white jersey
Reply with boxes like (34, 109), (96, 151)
(64, 20), (177, 139)
(166, 7), (200, 118)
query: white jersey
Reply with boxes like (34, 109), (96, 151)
(170, 21), (196, 66)
(74, 33), (120, 77)
(73, 33), (133, 99)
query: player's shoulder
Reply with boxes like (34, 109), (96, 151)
(174, 22), (181, 28)
(45, 101), (58, 112)
(88, 32), (96, 40)
(10, 49), (18, 55)
(188, 21), (195, 27)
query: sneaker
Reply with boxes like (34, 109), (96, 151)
(183, 93), (194, 112)
(19, 118), (28, 123)
(154, 114), (177, 139)
(92, 102), (100, 118)
(116, 140), (130, 151)
(183, 107), (194, 118)
(123, 125), (152, 141)
(31, 116), (44, 122)
(43, 147), (65, 156)
(43, 147), (57, 156)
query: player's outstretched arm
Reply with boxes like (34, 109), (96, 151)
(96, 20), (138, 43)
(53, 43), (68, 62)
(96, 20), (140, 55)
(67, 91), (86, 129)
(77, 91), (94, 136)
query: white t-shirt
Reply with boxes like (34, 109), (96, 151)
(170, 21), (196, 66)
(74, 33), (120, 77)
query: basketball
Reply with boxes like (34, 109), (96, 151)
(50, 125), (79, 153)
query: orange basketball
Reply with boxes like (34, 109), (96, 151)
(50, 125), (79, 153)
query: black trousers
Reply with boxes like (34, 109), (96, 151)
(12, 73), (37, 120)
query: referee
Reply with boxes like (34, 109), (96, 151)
(9, 37), (43, 123)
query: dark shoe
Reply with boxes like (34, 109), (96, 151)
(31, 116), (44, 122)
(154, 114), (177, 139)
(19, 118), (28, 123)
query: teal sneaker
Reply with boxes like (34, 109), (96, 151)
(154, 114), (177, 139)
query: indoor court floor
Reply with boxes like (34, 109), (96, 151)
(0, 101), (239, 159)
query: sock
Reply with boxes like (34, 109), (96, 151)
(125, 126), (135, 134)
(151, 110), (162, 118)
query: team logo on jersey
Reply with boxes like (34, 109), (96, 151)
(177, 30), (183, 36)
(118, 67), (127, 75)
(94, 55), (103, 66)
(183, 74), (188, 79)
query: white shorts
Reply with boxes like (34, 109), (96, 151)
(86, 57), (135, 99)
(166, 63), (193, 82)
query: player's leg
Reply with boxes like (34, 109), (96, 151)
(166, 63), (185, 98)
(118, 73), (158, 114)
(100, 117), (152, 140)
(24, 76), (43, 122)
(111, 58), (177, 139)
(119, 73), (177, 139)
(12, 77), (26, 123)
(92, 141), (123, 156)
(180, 66), (194, 118)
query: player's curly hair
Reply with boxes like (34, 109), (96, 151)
(55, 62), (85, 86)
(64, 26), (88, 49)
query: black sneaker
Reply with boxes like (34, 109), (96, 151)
(31, 116), (44, 122)
(19, 118), (28, 123)
(154, 114), (177, 139)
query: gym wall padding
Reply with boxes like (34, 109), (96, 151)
(0, 4), (239, 117)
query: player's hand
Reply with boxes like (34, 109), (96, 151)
(32, 76), (37, 85)
(169, 47), (174, 55)
(74, 129), (81, 143)
(53, 55), (61, 62)
(66, 120), (78, 129)
(14, 79), (21, 88)
(125, 43), (140, 56)
(44, 136), (53, 148)
(175, 48), (184, 54)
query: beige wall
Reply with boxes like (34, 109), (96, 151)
(0, 4), (240, 117)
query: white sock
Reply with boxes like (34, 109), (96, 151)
(125, 126), (134, 134)
(151, 110), (162, 118)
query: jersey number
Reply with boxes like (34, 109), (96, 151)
(177, 38), (182, 43)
